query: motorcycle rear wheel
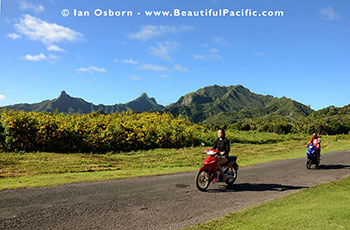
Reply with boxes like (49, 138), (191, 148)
(196, 170), (211, 192)
(315, 159), (320, 169)
(225, 167), (238, 186)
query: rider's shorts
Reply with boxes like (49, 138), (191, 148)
(217, 154), (228, 159)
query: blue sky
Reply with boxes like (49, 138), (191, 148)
(0, 0), (349, 110)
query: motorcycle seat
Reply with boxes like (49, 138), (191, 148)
(228, 155), (237, 163)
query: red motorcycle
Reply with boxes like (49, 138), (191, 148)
(196, 148), (239, 191)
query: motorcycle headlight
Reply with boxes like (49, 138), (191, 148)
(207, 150), (215, 155)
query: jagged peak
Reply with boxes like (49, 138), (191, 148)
(127, 92), (160, 106)
(57, 90), (73, 101)
(201, 84), (248, 91)
(59, 90), (69, 96)
(139, 92), (149, 98)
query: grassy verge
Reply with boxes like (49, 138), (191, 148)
(184, 177), (350, 230)
(1, 133), (350, 190)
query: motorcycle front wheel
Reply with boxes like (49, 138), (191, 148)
(306, 158), (312, 169)
(196, 170), (211, 192)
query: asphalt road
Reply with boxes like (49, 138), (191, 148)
(1, 150), (350, 230)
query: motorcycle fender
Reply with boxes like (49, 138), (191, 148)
(199, 165), (217, 182)
(198, 165), (212, 172)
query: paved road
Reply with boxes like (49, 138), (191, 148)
(1, 150), (350, 230)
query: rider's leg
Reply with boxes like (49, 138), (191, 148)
(216, 158), (228, 181)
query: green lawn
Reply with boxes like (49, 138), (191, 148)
(1, 133), (350, 190)
(184, 177), (350, 230)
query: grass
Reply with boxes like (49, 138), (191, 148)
(1, 132), (350, 190)
(184, 177), (350, 230)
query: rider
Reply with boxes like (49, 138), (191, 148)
(213, 128), (230, 182)
(307, 132), (321, 162)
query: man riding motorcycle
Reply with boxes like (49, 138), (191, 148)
(306, 132), (321, 162)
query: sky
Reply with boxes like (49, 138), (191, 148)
(0, 0), (349, 110)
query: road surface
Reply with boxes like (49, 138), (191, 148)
(1, 150), (350, 230)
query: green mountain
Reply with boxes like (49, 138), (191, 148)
(2, 91), (164, 114)
(1, 85), (314, 123)
(308, 105), (350, 118)
(125, 93), (164, 112)
(165, 85), (314, 123)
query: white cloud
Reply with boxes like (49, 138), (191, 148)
(320, 6), (340, 21)
(75, 66), (107, 74)
(139, 63), (168, 72)
(253, 52), (264, 56)
(113, 59), (119, 62)
(22, 53), (46, 61)
(0, 95), (6, 101)
(149, 41), (180, 61)
(129, 74), (141, 80)
(193, 47), (221, 60)
(173, 64), (189, 72)
(122, 59), (139, 64)
(22, 53), (59, 62)
(7, 33), (22, 40)
(47, 45), (66, 52)
(213, 36), (229, 46)
(128, 25), (193, 41)
(19, 1), (45, 14)
(14, 14), (83, 45)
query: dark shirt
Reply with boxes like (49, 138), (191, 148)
(213, 138), (230, 157)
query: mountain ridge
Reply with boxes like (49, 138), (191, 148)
(2, 90), (164, 114)
(165, 85), (313, 123)
(1, 85), (315, 123)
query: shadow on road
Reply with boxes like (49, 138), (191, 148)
(317, 164), (350, 170)
(208, 183), (308, 193)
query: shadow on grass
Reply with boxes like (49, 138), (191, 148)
(208, 183), (308, 193)
(317, 164), (350, 170)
